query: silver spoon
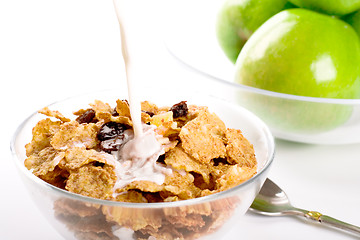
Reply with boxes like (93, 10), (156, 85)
(250, 178), (360, 237)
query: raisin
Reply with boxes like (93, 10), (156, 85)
(99, 136), (127, 153)
(76, 109), (96, 124)
(156, 154), (165, 164)
(93, 162), (105, 167)
(170, 101), (188, 118)
(112, 107), (119, 116)
(212, 158), (228, 166)
(142, 110), (155, 117)
(97, 122), (127, 141)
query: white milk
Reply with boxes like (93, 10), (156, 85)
(111, 0), (172, 193)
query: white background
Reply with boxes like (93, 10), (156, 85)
(1, 0), (360, 239)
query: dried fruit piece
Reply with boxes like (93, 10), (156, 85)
(97, 122), (128, 141)
(170, 101), (188, 118)
(97, 122), (131, 153)
(76, 109), (96, 124)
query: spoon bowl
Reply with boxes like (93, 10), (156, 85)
(250, 178), (294, 216)
(250, 178), (360, 236)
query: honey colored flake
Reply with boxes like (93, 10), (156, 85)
(115, 99), (131, 118)
(179, 109), (226, 164)
(75, 231), (119, 240)
(87, 99), (133, 126)
(63, 148), (115, 170)
(141, 111), (152, 124)
(162, 140), (178, 153)
(141, 101), (160, 115)
(73, 108), (88, 116)
(167, 104), (199, 129)
(155, 122), (181, 138)
(163, 196), (179, 202)
(123, 180), (164, 193)
(103, 206), (162, 231)
(24, 146), (68, 188)
(24, 146), (64, 176)
(150, 111), (173, 127)
(165, 146), (211, 184)
(54, 199), (101, 218)
(114, 190), (148, 203)
(39, 107), (71, 122)
(57, 209), (119, 240)
(164, 171), (201, 200)
(215, 164), (257, 192)
(25, 118), (62, 156)
(71, 216), (116, 237)
(90, 100), (113, 115)
(51, 121), (99, 150)
(159, 138), (178, 153)
(149, 111), (181, 138)
(66, 165), (116, 200)
(163, 202), (212, 217)
(225, 128), (257, 167)
(136, 224), (184, 240)
(40, 166), (69, 189)
(53, 199), (121, 240)
(166, 213), (206, 230)
(187, 105), (208, 117)
(102, 113), (133, 126)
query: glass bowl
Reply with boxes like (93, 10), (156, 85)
(164, 0), (360, 145)
(11, 89), (274, 240)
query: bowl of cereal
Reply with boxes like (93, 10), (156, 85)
(11, 88), (274, 240)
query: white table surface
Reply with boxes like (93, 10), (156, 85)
(1, 0), (360, 239)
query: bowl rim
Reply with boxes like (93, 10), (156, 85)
(10, 90), (275, 209)
(167, 49), (360, 105)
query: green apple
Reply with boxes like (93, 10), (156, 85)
(216, 0), (288, 63)
(289, 0), (360, 16)
(283, 2), (298, 10)
(234, 8), (360, 133)
(236, 8), (360, 98)
(343, 10), (360, 37)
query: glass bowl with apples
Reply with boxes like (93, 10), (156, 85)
(165, 0), (360, 144)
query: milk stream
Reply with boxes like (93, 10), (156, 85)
(113, 0), (143, 138)
(111, 0), (172, 193)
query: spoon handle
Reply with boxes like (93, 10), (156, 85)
(302, 210), (360, 236)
